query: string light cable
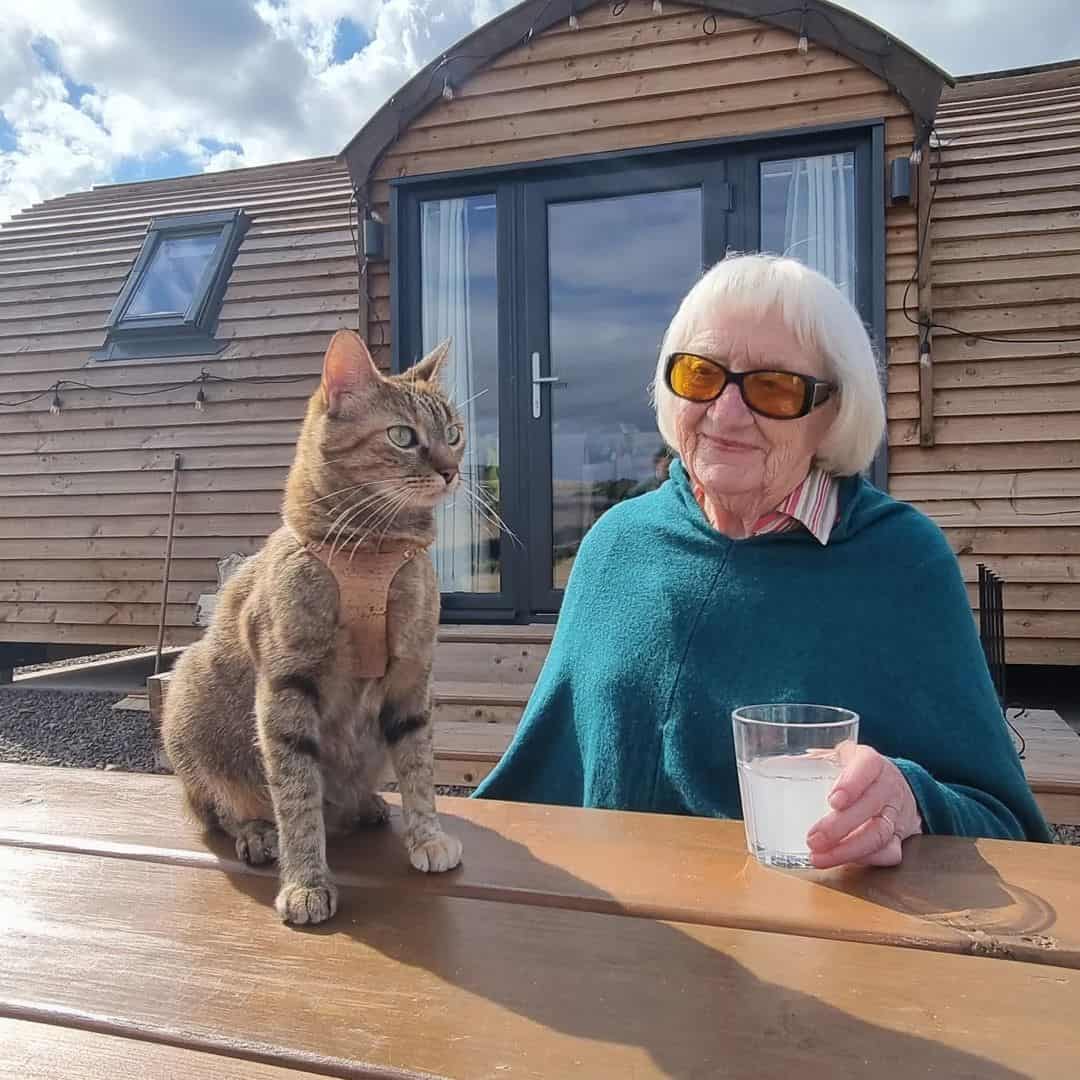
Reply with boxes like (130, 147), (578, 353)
(0, 368), (318, 412)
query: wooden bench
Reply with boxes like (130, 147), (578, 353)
(3, 763), (1080, 1079)
(1010, 708), (1080, 825)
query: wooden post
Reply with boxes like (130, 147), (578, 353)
(154, 454), (182, 676)
(354, 183), (370, 345)
(916, 147), (935, 448)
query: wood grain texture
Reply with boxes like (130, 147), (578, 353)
(1011, 708), (1080, 791)
(0, 156), (351, 648)
(912, 62), (1080, 662)
(1, 842), (1078, 1079)
(0, 1017), (335, 1080)
(2, 765), (1078, 970)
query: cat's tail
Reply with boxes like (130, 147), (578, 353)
(178, 779), (222, 834)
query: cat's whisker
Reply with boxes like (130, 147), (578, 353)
(459, 480), (523, 549)
(326, 489), (402, 558)
(325, 487), (393, 538)
(451, 387), (489, 411)
(462, 479), (500, 511)
(349, 490), (415, 560)
(462, 482), (518, 541)
(460, 479), (505, 523)
(470, 498), (524, 552)
(306, 478), (408, 506)
(333, 482), (424, 558)
(369, 491), (416, 557)
(323, 478), (429, 554)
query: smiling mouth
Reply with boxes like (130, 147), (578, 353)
(703, 436), (760, 452)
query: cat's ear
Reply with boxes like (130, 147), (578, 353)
(321, 330), (380, 417)
(402, 338), (451, 385)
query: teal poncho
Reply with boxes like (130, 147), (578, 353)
(475, 460), (1051, 843)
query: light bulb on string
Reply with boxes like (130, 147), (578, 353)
(652, 0), (663, 14)
(441, 77), (454, 102)
(49, 386), (62, 416)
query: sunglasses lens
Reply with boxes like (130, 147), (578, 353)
(743, 371), (807, 418)
(669, 353), (726, 402)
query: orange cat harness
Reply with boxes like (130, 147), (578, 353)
(302, 539), (422, 679)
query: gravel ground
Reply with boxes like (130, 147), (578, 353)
(0, 683), (471, 795)
(0, 682), (1076, 836)
(0, 686), (162, 772)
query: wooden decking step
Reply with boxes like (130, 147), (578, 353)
(434, 682), (530, 707)
(437, 624), (554, 645)
(1011, 709), (1080, 826)
(113, 694), (150, 713)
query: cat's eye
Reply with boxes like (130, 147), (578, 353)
(446, 424), (463, 447)
(387, 425), (418, 449)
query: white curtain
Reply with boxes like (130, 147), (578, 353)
(420, 199), (481, 592)
(779, 153), (855, 303)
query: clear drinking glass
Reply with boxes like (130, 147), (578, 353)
(733, 703), (859, 869)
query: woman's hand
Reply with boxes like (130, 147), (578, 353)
(806, 745), (923, 868)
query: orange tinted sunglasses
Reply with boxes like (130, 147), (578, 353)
(664, 352), (836, 420)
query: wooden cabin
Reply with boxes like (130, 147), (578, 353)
(894, 60), (1080, 667)
(0, 2), (1076, 690)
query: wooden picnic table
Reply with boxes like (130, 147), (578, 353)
(2, 763), (1078, 1078)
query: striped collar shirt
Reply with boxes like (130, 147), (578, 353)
(752, 466), (839, 546)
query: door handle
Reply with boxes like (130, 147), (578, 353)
(531, 351), (561, 419)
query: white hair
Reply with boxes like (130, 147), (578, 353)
(653, 254), (886, 476)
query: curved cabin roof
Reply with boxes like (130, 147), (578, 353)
(340, 0), (952, 189)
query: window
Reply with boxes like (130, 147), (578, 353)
(94, 208), (249, 361)
(760, 152), (856, 301)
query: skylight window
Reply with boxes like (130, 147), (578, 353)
(95, 208), (249, 361)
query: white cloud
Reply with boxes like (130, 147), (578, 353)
(0, 0), (516, 222)
(1, 1), (1078, 224)
(834, 0), (1080, 77)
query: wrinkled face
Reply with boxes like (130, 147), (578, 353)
(668, 308), (837, 501)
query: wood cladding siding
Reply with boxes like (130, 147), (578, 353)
(0, 3), (921, 652)
(0, 156), (358, 647)
(362, 3), (916, 371)
(893, 64), (1080, 665)
(14, 5), (1071, 668)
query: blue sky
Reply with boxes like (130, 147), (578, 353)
(2, 1), (1079, 223)
(333, 17), (372, 63)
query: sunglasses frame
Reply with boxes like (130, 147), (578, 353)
(664, 352), (836, 420)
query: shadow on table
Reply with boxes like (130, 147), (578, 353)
(215, 811), (1034, 1079)
(820, 835), (1058, 942)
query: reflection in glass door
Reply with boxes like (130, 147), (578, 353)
(538, 186), (704, 594)
(419, 194), (501, 594)
(760, 152), (856, 301)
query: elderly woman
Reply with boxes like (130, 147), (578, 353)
(475, 254), (1051, 865)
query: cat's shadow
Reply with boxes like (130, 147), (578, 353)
(216, 807), (1033, 1079)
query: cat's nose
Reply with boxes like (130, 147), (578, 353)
(440, 468), (458, 487)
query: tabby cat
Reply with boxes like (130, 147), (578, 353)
(161, 329), (464, 926)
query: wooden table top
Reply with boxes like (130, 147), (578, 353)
(2, 763), (1078, 1078)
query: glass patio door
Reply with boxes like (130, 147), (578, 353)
(399, 129), (876, 620)
(522, 166), (723, 611)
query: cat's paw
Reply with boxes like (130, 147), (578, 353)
(235, 820), (278, 865)
(275, 879), (338, 925)
(354, 792), (391, 827)
(408, 832), (463, 873)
